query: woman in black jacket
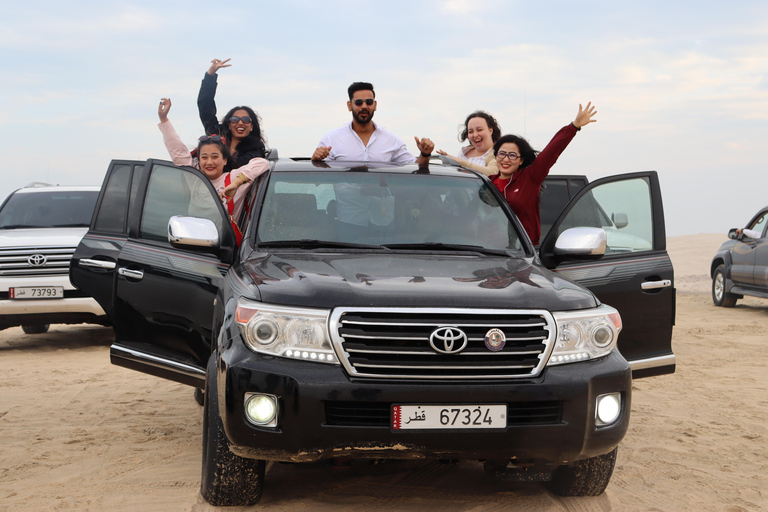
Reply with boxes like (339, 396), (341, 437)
(197, 58), (267, 168)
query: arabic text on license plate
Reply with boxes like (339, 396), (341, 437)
(9, 286), (64, 299)
(392, 404), (506, 430)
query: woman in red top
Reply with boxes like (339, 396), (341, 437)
(489, 103), (597, 245)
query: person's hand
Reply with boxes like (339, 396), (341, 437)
(436, 149), (457, 159)
(207, 58), (231, 76)
(312, 146), (331, 161)
(573, 102), (597, 128)
(158, 98), (172, 122)
(414, 136), (434, 156)
(219, 181), (238, 200)
(735, 228), (744, 236)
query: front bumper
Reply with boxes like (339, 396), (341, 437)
(0, 276), (106, 329)
(218, 339), (632, 465)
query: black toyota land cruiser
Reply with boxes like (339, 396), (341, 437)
(71, 157), (674, 506)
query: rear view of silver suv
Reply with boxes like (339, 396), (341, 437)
(0, 184), (107, 333)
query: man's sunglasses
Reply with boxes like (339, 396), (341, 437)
(352, 99), (375, 107)
(228, 116), (252, 124)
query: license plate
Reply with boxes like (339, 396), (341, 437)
(392, 404), (506, 430)
(9, 286), (64, 299)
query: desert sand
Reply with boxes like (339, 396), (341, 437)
(1, 233), (767, 512)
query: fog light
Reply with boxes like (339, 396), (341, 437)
(595, 393), (621, 426)
(244, 393), (278, 427)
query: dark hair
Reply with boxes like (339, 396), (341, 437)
(459, 111), (502, 144)
(197, 137), (231, 163)
(221, 105), (267, 166)
(348, 82), (375, 100)
(493, 134), (539, 170)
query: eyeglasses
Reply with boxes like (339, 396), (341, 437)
(352, 98), (375, 107)
(228, 116), (252, 125)
(199, 134), (224, 143)
(497, 151), (520, 161)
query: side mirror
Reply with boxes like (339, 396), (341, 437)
(168, 216), (220, 247)
(728, 228), (739, 240)
(612, 212), (628, 229)
(554, 227), (607, 260)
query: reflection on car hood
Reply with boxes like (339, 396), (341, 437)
(0, 227), (89, 248)
(242, 252), (597, 310)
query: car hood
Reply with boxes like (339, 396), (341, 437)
(242, 251), (598, 311)
(0, 227), (88, 248)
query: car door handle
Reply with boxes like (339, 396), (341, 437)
(118, 268), (144, 280)
(79, 259), (117, 270)
(641, 279), (672, 290)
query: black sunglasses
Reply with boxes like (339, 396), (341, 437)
(352, 99), (375, 107)
(199, 134), (224, 143)
(228, 116), (252, 124)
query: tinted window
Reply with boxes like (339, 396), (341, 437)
(94, 164), (132, 233)
(139, 165), (224, 243)
(749, 212), (768, 237)
(557, 177), (653, 254)
(540, 179), (571, 243)
(0, 190), (98, 229)
(258, 171), (522, 251)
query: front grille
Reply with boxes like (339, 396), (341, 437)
(324, 401), (563, 427)
(0, 246), (77, 277)
(330, 308), (555, 380)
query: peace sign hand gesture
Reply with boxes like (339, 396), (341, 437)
(206, 58), (232, 76)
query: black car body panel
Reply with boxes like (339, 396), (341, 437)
(71, 157), (674, 502)
(540, 171), (675, 378)
(244, 251), (597, 310)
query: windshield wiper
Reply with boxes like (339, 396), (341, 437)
(381, 242), (511, 256)
(257, 239), (385, 250)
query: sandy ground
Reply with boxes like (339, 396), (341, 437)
(2, 233), (767, 511)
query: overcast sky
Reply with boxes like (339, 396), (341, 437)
(2, 1), (767, 237)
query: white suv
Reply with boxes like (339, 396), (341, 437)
(0, 184), (107, 333)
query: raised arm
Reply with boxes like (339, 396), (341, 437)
(198, 58), (231, 135)
(528, 102), (598, 185)
(157, 98), (194, 167)
(414, 137), (435, 166)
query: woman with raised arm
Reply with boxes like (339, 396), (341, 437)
(488, 102), (598, 245)
(157, 98), (268, 236)
(198, 58), (267, 167)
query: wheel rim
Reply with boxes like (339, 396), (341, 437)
(714, 272), (725, 301)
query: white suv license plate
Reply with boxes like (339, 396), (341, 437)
(9, 286), (64, 299)
(392, 404), (507, 430)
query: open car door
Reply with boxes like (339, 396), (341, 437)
(71, 159), (238, 388)
(539, 171), (675, 378)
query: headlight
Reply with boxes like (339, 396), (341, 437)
(235, 299), (339, 365)
(548, 305), (622, 365)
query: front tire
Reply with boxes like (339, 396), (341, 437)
(200, 355), (265, 506)
(712, 264), (737, 307)
(22, 324), (49, 334)
(544, 448), (617, 497)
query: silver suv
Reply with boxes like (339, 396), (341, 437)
(0, 184), (107, 333)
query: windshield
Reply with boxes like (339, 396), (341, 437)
(0, 190), (99, 229)
(256, 171), (522, 252)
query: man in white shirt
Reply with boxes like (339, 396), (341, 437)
(736, 228), (762, 238)
(311, 82), (434, 164)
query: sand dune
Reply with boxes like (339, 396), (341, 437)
(1, 233), (767, 511)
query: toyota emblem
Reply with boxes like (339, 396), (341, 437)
(28, 254), (47, 267)
(429, 326), (468, 354)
